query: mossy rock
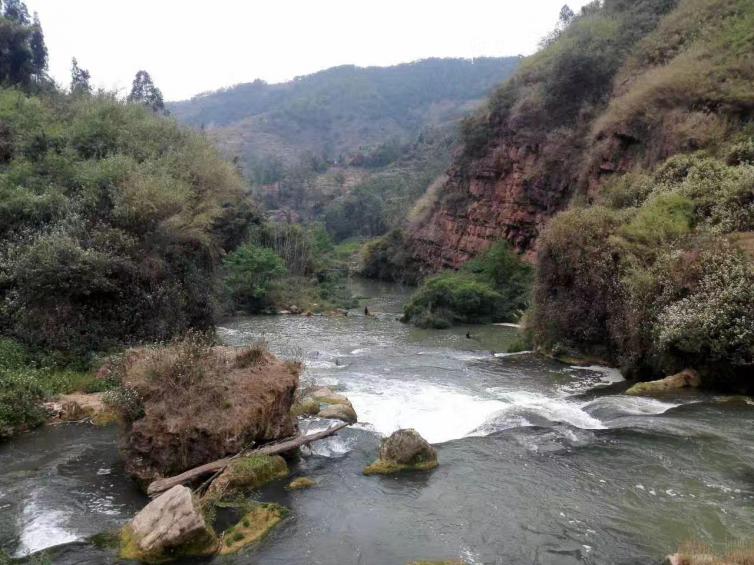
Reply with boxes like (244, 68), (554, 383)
(363, 459), (438, 476)
(364, 429), (438, 475)
(119, 525), (218, 563)
(286, 477), (316, 490)
(291, 397), (320, 417)
(218, 502), (288, 555)
(207, 455), (288, 499)
(317, 403), (358, 423)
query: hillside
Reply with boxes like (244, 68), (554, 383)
(406, 0), (753, 269)
(170, 58), (521, 237)
(397, 0), (754, 384)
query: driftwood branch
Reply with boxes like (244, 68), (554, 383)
(147, 422), (350, 497)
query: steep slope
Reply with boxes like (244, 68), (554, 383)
(407, 0), (753, 271)
(402, 0), (754, 385)
(170, 58), (520, 236)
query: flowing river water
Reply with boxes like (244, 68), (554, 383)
(2, 279), (754, 564)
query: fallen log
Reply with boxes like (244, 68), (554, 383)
(147, 422), (350, 497)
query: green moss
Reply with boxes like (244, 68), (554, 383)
(363, 459), (438, 476)
(119, 524), (218, 563)
(291, 397), (320, 417)
(211, 455), (289, 496)
(218, 503), (288, 555)
(286, 477), (317, 490)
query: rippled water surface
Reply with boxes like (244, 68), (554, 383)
(2, 279), (754, 564)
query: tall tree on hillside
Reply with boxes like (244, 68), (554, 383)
(70, 57), (92, 95)
(559, 4), (575, 26)
(29, 12), (47, 79)
(3, 0), (29, 24)
(127, 70), (166, 113)
(0, 6), (33, 86)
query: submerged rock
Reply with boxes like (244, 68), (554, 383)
(286, 477), (316, 490)
(318, 403), (358, 423)
(364, 429), (438, 475)
(206, 455), (288, 499)
(218, 502), (288, 555)
(626, 369), (701, 396)
(120, 485), (216, 561)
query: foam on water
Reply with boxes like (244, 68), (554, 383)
(15, 496), (78, 556)
(344, 376), (507, 443)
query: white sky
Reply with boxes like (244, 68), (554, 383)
(25, 0), (592, 101)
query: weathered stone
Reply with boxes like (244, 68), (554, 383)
(364, 429), (438, 475)
(122, 486), (215, 559)
(318, 403), (357, 424)
(310, 387), (353, 407)
(626, 369), (701, 396)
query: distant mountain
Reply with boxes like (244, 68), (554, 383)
(169, 57), (521, 237)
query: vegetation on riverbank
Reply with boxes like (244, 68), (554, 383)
(401, 241), (531, 328)
(223, 222), (357, 314)
(533, 153), (754, 386)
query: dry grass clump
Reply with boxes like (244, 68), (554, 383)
(674, 540), (754, 564)
(109, 332), (299, 485)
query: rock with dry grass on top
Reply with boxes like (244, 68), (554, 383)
(107, 333), (300, 487)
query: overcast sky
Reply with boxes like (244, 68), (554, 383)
(25, 0), (592, 101)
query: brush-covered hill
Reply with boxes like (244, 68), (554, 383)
(392, 0), (754, 386)
(169, 58), (521, 238)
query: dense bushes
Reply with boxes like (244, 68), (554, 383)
(402, 241), (532, 328)
(223, 222), (356, 313)
(532, 153), (754, 385)
(0, 89), (251, 355)
(361, 229), (426, 285)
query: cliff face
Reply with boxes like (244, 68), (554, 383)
(406, 0), (752, 273)
(408, 135), (577, 269)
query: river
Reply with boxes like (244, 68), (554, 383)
(2, 279), (754, 564)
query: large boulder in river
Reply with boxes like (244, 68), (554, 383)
(318, 403), (358, 423)
(364, 429), (438, 475)
(121, 485), (216, 560)
(626, 369), (701, 396)
(109, 336), (299, 487)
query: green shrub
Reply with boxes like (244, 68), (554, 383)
(402, 241), (531, 328)
(223, 244), (287, 311)
(403, 274), (504, 328)
(0, 370), (46, 438)
(0, 90), (251, 356)
(361, 229), (426, 285)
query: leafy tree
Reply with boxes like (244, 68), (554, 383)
(70, 57), (91, 95)
(223, 244), (287, 310)
(29, 12), (46, 78)
(127, 70), (165, 113)
(559, 4), (575, 25)
(3, 0), (29, 24)
(0, 6), (32, 86)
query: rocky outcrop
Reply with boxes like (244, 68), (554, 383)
(217, 503), (288, 556)
(364, 429), (438, 475)
(626, 369), (701, 396)
(115, 342), (299, 487)
(407, 140), (576, 271)
(121, 485), (216, 560)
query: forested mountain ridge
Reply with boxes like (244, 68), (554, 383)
(169, 58), (521, 238)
